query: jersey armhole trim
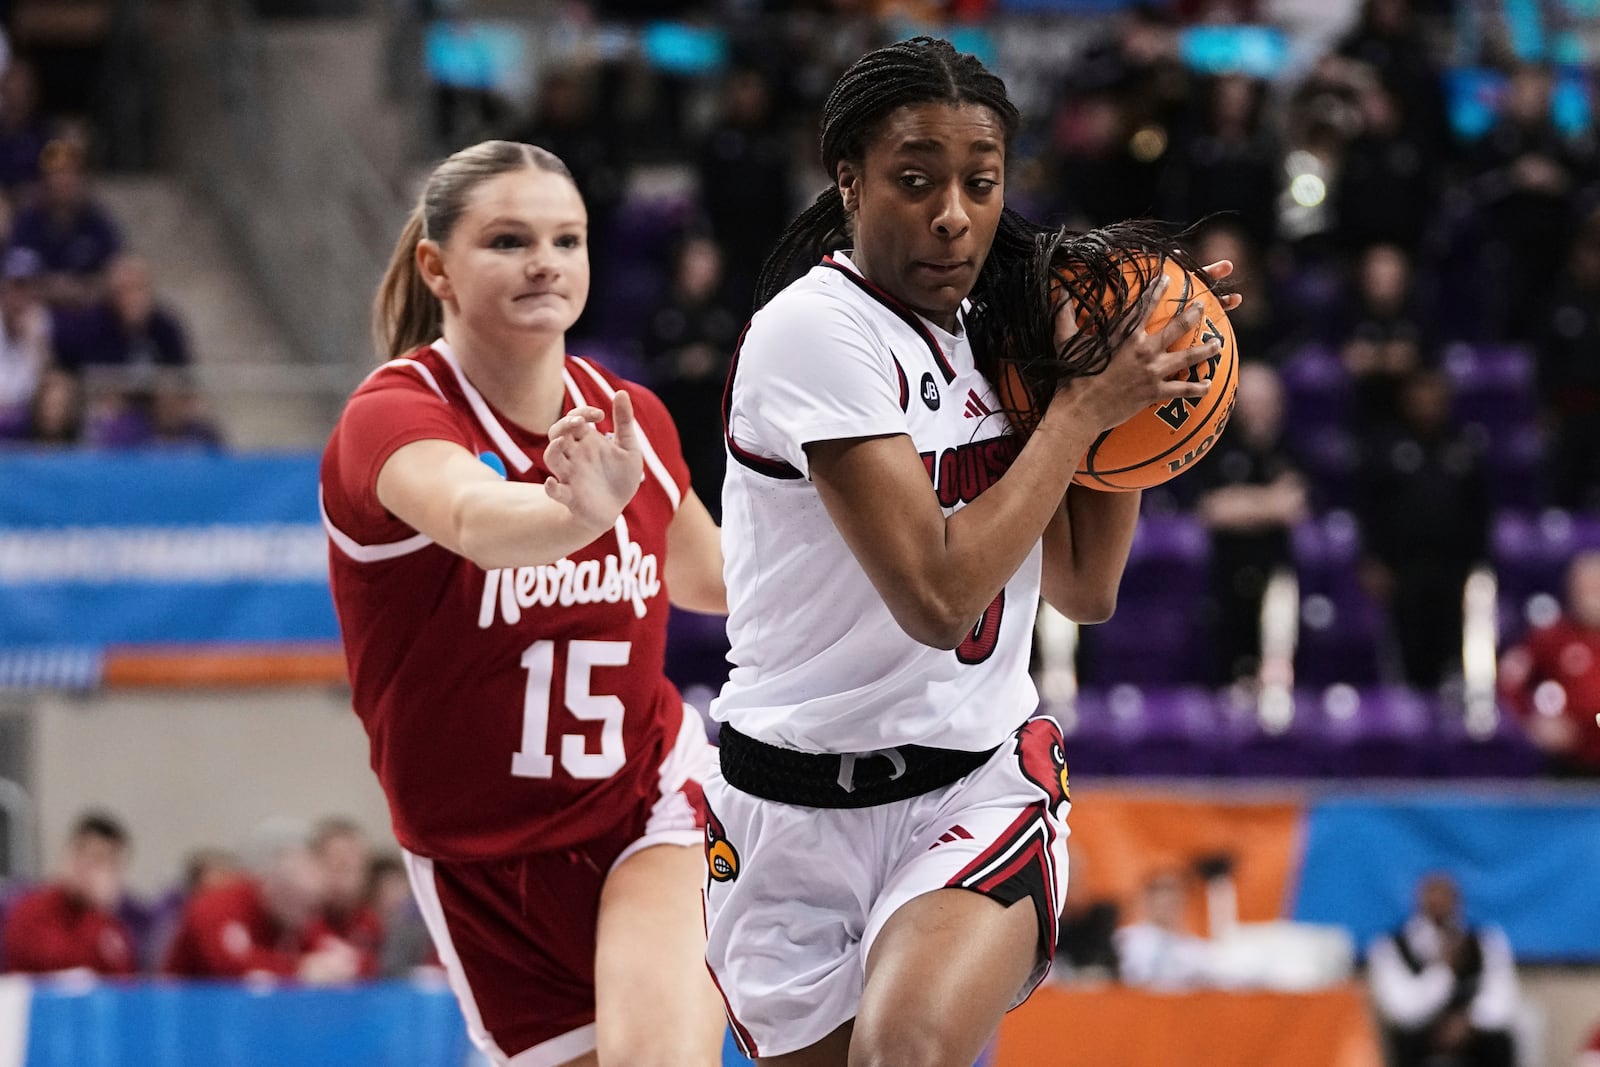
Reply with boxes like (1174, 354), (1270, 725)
(320, 487), (433, 562)
(720, 322), (804, 481)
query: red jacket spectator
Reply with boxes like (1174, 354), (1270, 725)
(2, 811), (136, 976)
(1500, 550), (1600, 775)
(163, 879), (325, 979)
(2, 884), (136, 975)
(162, 821), (360, 984)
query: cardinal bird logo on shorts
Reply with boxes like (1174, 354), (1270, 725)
(1015, 718), (1071, 815)
(705, 806), (740, 883)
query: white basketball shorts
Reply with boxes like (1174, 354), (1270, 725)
(702, 715), (1073, 1059)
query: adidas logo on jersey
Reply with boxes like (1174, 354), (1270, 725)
(478, 533), (660, 628)
(963, 390), (992, 419)
(929, 825), (974, 849)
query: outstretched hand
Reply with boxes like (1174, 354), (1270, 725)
(543, 390), (644, 530)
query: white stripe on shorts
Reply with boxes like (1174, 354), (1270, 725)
(401, 851), (600, 1067)
(611, 704), (716, 873)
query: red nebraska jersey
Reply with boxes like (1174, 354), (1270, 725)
(1, 885), (136, 975)
(320, 342), (690, 862)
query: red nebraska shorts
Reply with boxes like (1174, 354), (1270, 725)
(402, 710), (711, 1067)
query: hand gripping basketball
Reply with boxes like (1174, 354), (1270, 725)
(969, 222), (1240, 490)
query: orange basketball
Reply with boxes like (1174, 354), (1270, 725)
(997, 256), (1238, 491)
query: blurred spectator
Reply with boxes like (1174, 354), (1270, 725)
(310, 818), (381, 977)
(0, 246), (50, 431)
(644, 234), (738, 520)
(1368, 872), (1518, 1067)
(16, 365), (81, 444)
(1193, 362), (1308, 686)
(508, 66), (624, 300)
(1334, 0), (1450, 164)
(9, 138), (121, 305)
(1047, 6), (1186, 229)
(1191, 219), (1288, 363)
(1333, 73), (1439, 252)
(697, 66), (791, 312)
(1469, 63), (1598, 341)
(368, 852), (439, 978)
(0, 59), (49, 193)
(52, 253), (188, 374)
(1534, 207), (1600, 510)
(1114, 867), (1215, 991)
(1, 811), (136, 976)
(1161, 74), (1279, 250)
(1052, 842), (1119, 983)
(1337, 243), (1429, 431)
(1498, 549), (1600, 777)
(1357, 369), (1491, 689)
(1049, 84), (1157, 230)
(163, 819), (360, 984)
(142, 847), (242, 972)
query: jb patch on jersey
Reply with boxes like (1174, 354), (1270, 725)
(715, 252), (1044, 755)
(703, 716), (1074, 1060)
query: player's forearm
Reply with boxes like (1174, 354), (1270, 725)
(908, 403), (1102, 644)
(1040, 486), (1140, 623)
(453, 481), (612, 571)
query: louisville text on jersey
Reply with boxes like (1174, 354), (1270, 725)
(919, 435), (1023, 508)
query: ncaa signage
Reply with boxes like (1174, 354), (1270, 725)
(0, 453), (337, 686)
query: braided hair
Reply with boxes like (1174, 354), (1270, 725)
(754, 35), (1042, 310)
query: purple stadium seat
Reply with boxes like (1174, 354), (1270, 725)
(1494, 510), (1600, 642)
(1318, 685), (1436, 777)
(1056, 688), (1123, 777)
(1293, 512), (1388, 687)
(1295, 427), (1359, 510)
(1082, 515), (1212, 686)
(1215, 689), (1326, 777)
(1443, 343), (1537, 442)
(1434, 703), (1544, 778)
(1112, 686), (1227, 777)
(1480, 424), (1548, 512)
(1281, 345), (1350, 438)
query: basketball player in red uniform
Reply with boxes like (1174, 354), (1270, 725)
(320, 140), (726, 1067)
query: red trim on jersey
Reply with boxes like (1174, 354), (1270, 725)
(820, 256), (957, 384)
(947, 805), (1059, 961)
(893, 356), (909, 412)
(706, 959), (760, 1058)
(721, 322), (804, 481)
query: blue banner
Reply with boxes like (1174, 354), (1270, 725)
(3, 978), (757, 1067)
(0, 452), (335, 656)
(1292, 793), (1600, 962)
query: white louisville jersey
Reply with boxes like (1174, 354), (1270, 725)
(713, 252), (1042, 754)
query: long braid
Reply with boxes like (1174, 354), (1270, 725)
(755, 36), (1042, 308)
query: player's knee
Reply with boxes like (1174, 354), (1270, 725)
(596, 1034), (717, 1067)
(848, 1020), (966, 1067)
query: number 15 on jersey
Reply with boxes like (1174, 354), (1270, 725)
(512, 639), (630, 780)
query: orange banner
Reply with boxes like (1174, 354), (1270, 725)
(1065, 787), (1304, 933)
(103, 643), (347, 688)
(995, 984), (1383, 1067)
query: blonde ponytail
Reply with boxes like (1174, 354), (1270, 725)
(373, 206), (440, 361)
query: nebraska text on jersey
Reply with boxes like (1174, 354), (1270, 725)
(479, 518), (661, 627)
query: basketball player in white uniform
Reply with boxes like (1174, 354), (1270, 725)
(698, 37), (1236, 1067)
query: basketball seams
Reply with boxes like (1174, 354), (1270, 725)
(1080, 321), (1237, 484)
(1075, 263), (1234, 487)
